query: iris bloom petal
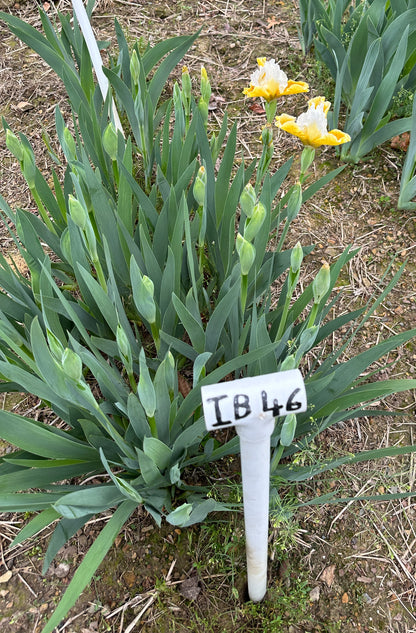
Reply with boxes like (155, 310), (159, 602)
(275, 97), (351, 148)
(243, 58), (309, 102)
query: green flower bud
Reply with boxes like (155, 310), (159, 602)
(102, 122), (118, 161)
(166, 351), (176, 393)
(181, 65), (192, 105)
(22, 146), (36, 189)
(68, 195), (87, 230)
(62, 347), (83, 382)
(312, 262), (330, 304)
(60, 228), (73, 266)
(200, 66), (211, 104)
(290, 242), (303, 274)
(130, 50), (141, 86)
(280, 354), (297, 371)
(236, 233), (256, 276)
(47, 330), (64, 361)
(138, 348), (156, 418)
(142, 276), (156, 323)
(286, 183), (302, 222)
(193, 165), (206, 207)
(296, 325), (319, 364)
(280, 413), (297, 447)
(116, 324), (131, 362)
(132, 269), (156, 324)
(239, 183), (256, 218)
(198, 97), (208, 126)
(63, 127), (76, 159)
(6, 129), (23, 162)
(243, 201), (266, 242)
(173, 82), (185, 134)
(261, 124), (273, 147)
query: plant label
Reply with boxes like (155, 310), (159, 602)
(201, 369), (307, 431)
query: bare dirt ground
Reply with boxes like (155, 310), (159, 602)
(0, 0), (416, 632)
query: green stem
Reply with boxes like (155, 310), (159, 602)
(276, 217), (291, 252)
(241, 274), (248, 314)
(255, 141), (273, 194)
(150, 322), (160, 353)
(30, 187), (57, 235)
(112, 160), (119, 187)
(264, 99), (278, 125)
(127, 371), (137, 392)
(271, 443), (285, 473)
(275, 292), (292, 342)
(307, 302), (319, 329)
(93, 258), (107, 293)
(148, 415), (158, 438)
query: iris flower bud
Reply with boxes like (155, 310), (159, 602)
(236, 233), (256, 275)
(62, 348), (83, 382)
(63, 127), (76, 159)
(181, 66), (192, 104)
(68, 195), (87, 230)
(261, 124), (273, 147)
(198, 97), (208, 126)
(116, 324), (131, 362)
(133, 270), (156, 324)
(243, 201), (266, 242)
(312, 262), (330, 304)
(138, 349), (156, 418)
(286, 183), (302, 222)
(239, 183), (256, 218)
(290, 242), (303, 274)
(280, 355), (297, 371)
(200, 66), (211, 104)
(102, 122), (118, 161)
(193, 165), (206, 207)
(130, 50), (141, 86)
(280, 413), (297, 446)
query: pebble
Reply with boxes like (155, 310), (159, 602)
(54, 563), (70, 578)
(309, 586), (320, 602)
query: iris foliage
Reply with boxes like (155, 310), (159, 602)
(0, 4), (415, 631)
(298, 0), (416, 163)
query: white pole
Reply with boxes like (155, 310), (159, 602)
(201, 369), (307, 602)
(71, 0), (124, 134)
(237, 415), (275, 602)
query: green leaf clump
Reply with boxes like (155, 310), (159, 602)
(0, 3), (415, 631)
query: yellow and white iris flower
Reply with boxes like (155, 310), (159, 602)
(275, 97), (351, 148)
(243, 57), (309, 102)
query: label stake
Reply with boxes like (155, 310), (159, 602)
(201, 369), (307, 602)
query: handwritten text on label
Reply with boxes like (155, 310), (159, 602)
(201, 369), (307, 431)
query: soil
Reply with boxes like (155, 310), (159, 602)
(0, 1), (416, 632)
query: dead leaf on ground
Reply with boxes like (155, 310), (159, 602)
(248, 102), (266, 115)
(267, 16), (283, 29)
(391, 132), (410, 151)
(321, 564), (336, 588)
(0, 571), (12, 583)
(12, 101), (34, 112)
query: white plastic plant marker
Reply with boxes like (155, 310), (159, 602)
(201, 369), (307, 602)
(71, 0), (124, 133)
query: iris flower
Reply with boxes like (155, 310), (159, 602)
(243, 57), (309, 102)
(275, 96), (351, 148)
